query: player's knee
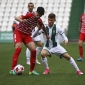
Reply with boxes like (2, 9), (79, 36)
(78, 41), (83, 46)
(63, 53), (71, 60)
(41, 52), (46, 58)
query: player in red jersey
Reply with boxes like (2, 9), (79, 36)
(10, 7), (49, 75)
(77, 14), (85, 61)
(12, 21), (18, 31)
(24, 2), (42, 65)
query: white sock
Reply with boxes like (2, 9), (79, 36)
(41, 57), (49, 69)
(69, 57), (79, 71)
(26, 48), (30, 60)
(36, 47), (41, 56)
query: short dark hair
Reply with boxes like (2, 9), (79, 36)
(48, 13), (56, 19)
(28, 2), (34, 5)
(37, 7), (45, 16)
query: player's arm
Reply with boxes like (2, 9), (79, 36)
(57, 26), (68, 45)
(41, 25), (50, 39)
(15, 16), (23, 22)
(79, 22), (81, 32)
(15, 13), (33, 22)
(79, 15), (82, 32)
(38, 19), (50, 39)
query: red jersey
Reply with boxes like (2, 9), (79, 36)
(80, 14), (85, 33)
(16, 12), (43, 36)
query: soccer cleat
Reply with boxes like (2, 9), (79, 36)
(77, 57), (83, 61)
(77, 70), (83, 75)
(36, 59), (41, 65)
(43, 69), (50, 74)
(9, 70), (16, 75)
(29, 70), (39, 75)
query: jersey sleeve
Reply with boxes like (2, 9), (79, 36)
(56, 25), (64, 35)
(56, 25), (68, 41)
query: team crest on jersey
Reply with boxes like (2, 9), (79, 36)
(53, 30), (56, 34)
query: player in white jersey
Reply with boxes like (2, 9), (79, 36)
(40, 13), (83, 75)
(25, 2), (42, 65)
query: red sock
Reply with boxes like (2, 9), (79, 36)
(79, 46), (83, 58)
(30, 50), (36, 72)
(11, 48), (22, 70)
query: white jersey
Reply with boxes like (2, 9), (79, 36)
(41, 24), (68, 49)
(41, 24), (68, 57)
(32, 27), (41, 42)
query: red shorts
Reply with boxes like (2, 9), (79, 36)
(79, 32), (85, 41)
(13, 30), (33, 44)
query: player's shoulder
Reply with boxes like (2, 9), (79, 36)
(55, 24), (61, 28)
(25, 12), (34, 18)
(26, 12), (34, 15)
(38, 18), (42, 22)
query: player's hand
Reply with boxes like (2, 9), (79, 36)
(64, 40), (68, 45)
(46, 34), (50, 39)
(21, 19), (27, 22)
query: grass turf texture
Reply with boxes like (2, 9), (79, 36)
(0, 43), (85, 85)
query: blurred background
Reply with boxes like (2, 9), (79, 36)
(0, 0), (84, 43)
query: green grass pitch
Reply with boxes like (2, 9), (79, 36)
(0, 43), (85, 85)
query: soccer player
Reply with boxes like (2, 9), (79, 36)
(40, 13), (83, 75)
(9, 7), (49, 75)
(12, 21), (18, 31)
(77, 14), (85, 61)
(25, 2), (42, 65)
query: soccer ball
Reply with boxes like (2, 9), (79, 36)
(14, 64), (24, 75)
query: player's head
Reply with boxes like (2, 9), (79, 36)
(37, 7), (45, 16)
(28, 2), (34, 12)
(35, 7), (45, 19)
(48, 13), (56, 27)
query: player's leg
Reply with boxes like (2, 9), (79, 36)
(26, 40), (39, 75)
(41, 47), (50, 74)
(35, 41), (43, 64)
(77, 33), (84, 61)
(52, 45), (83, 75)
(26, 48), (31, 65)
(77, 40), (83, 61)
(62, 53), (83, 74)
(33, 35), (43, 64)
(10, 30), (22, 75)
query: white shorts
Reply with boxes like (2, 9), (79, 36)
(33, 35), (41, 42)
(43, 44), (67, 58)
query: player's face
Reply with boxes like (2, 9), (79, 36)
(48, 18), (56, 27)
(28, 3), (34, 12)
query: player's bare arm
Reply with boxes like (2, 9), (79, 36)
(15, 16), (28, 23)
(15, 16), (23, 22)
(79, 22), (81, 32)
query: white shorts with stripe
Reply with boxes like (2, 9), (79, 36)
(43, 44), (67, 58)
